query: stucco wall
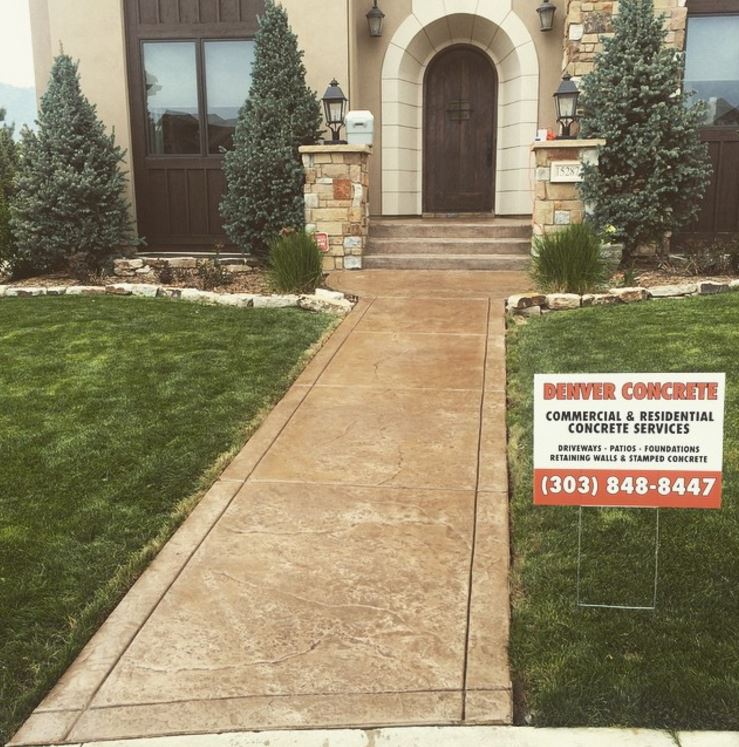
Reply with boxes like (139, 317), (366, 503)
(28, 0), (565, 223)
(349, 0), (564, 215)
(279, 0), (350, 111)
(28, 0), (136, 219)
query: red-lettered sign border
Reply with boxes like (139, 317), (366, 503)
(314, 232), (330, 253)
(533, 373), (725, 509)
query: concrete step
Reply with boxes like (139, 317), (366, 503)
(367, 237), (531, 256)
(362, 253), (531, 271)
(369, 219), (531, 240)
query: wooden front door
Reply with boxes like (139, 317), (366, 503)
(682, 3), (739, 237)
(423, 46), (497, 213)
(124, 0), (263, 250)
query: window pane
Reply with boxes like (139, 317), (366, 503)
(143, 42), (201, 154)
(685, 16), (739, 127)
(204, 41), (256, 154)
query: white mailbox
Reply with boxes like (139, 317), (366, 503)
(346, 110), (374, 146)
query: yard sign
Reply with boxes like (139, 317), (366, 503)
(534, 373), (725, 509)
(314, 232), (330, 253)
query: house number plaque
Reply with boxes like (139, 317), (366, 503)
(550, 161), (583, 183)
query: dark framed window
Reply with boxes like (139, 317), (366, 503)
(142, 38), (255, 156)
(684, 11), (739, 127)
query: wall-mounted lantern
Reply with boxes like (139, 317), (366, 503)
(536, 0), (557, 31)
(554, 73), (580, 139)
(367, 0), (385, 37)
(322, 79), (348, 144)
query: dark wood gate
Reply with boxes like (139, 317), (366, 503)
(124, 0), (263, 251)
(423, 46), (497, 214)
(682, 0), (739, 238)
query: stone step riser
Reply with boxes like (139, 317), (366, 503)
(363, 254), (531, 271)
(369, 223), (531, 240)
(367, 239), (531, 256)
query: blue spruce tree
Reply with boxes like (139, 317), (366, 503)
(221, 0), (323, 258)
(10, 54), (134, 276)
(579, 0), (711, 259)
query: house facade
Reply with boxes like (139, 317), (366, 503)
(28, 0), (738, 251)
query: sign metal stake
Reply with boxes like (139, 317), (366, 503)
(576, 506), (660, 611)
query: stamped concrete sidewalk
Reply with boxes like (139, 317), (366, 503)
(11, 270), (528, 746)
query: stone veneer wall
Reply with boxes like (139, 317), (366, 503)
(300, 145), (371, 272)
(563, 0), (688, 76)
(532, 139), (605, 237)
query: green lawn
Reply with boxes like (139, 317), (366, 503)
(507, 293), (739, 730)
(0, 297), (333, 744)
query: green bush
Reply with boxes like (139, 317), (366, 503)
(220, 0), (322, 258)
(10, 54), (134, 277)
(0, 108), (18, 274)
(269, 230), (323, 293)
(530, 223), (610, 294)
(579, 0), (711, 259)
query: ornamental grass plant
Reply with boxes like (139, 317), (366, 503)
(269, 229), (323, 294)
(530, 222), (610, 295)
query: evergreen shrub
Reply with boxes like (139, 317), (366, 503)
(221, 0), (322, 258)
(269, 230), (323, 294)
(579, 0), (712, 259)
(0, 108), (17, 274)
(10, 54), (134, 277)
(530, 223), (610, 294)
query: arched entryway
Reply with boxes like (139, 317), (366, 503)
(381, 2), (540, 216)
(423, 45), (497, 213)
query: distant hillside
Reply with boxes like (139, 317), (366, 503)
(0, 83), (37, 138)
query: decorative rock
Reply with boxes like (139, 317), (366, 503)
(507, 293), (547, 311)
(212, 293), (254, 308)
(113, 258), (144, 271)
(223, 264), (252, 274)
(648, 284), (698, 298)
(730, 280), (739, 291)
(167, 257), (198, 270)
(139, 257), (166, 269)
(180, 288), (219, 304)
(128, 284), (160, 298)
(698, 281), (730, 295)
(66, 286), (107, 296)
(6, 286), (46, 297)
(135, 266), (154, 275)
(314, 288), (345, 302)
(546, 293), (581, 310)
(45, 287), (68, 296)
(106, 284), (133, 295)
(343, 256), (362, 270)
(581, 293), (619, 306)
(519, 305), (542, 317)
(298, 294), (352, 315)
(157, 287), (181, 299)
(0, 286), (7, 297)
(609, 287), (648, 303)
(253, 295), (300, 309)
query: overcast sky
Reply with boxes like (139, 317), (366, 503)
(0, 0), (35, 89)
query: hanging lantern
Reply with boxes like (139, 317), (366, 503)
(537, 0), (557, 32)
(367, 0), (385, 37)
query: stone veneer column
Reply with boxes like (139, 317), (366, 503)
(563, 0), (688, 76)
(531, 139), (606, 238)
(300, 144), (371, 272)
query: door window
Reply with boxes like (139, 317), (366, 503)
(142, 39), (255, 156)
(204, 41), (256, 153)
(684, 16), (739, 126)
(143, 42), (200, 154)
